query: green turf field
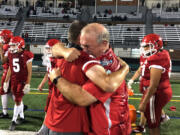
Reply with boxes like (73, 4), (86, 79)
(0, 76), (180, 134)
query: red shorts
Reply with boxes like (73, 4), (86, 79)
(142, 87), (172, 128)
(0, 69), (11, 95)
(11, 82), (25, 102)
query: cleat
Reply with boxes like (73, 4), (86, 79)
(161, 114), (170, 124)
(24, 105), (28, 112)
(0, 113), (9, 118)
(136, 110), (141, 114)
(16, 118), (25, 125)
(9, 121), (16, 131)
(132, 126), (146, 133)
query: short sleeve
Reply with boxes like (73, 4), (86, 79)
(82, 80), (112, 103)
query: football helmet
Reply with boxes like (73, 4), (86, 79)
(0, 29), (13, 44)
(44, 39), (60, 57)
(9, 36), (25, 53)
(3, 44), (9, 52)
(140, 33), (163, 57)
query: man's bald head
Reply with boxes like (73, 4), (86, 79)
(81, 23), (110, 44)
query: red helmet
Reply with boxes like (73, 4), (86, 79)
(44, 39), (60, 57)
(9, 36), (25, 53)
(0, 29), (13, 44)
(45, 39), (60, 48)
(3, 44), (9, 52)
(140, 33), (163, 57)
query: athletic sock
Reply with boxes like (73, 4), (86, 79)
(19, 101), (24, 119)
(12, 104), (20, 122)
(161, 114), (166, 118)
(1, 94), (8, 115)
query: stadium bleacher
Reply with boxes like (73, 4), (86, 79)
(0, 1), (180, 135)
(21, 21), (69, 42)
(153, 24), (180, 41)
(0, 20), (17, 32)
(0, 0), (180, 72)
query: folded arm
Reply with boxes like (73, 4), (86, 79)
(52, 43), (80, 62)
(85, 57), (129, 92)
(55, 77), (97, 106)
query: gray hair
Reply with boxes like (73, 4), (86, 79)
(97, 31), (110, 44)
(81, 23), (110, 44)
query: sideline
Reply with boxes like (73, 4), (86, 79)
(0, 130), (36, 135)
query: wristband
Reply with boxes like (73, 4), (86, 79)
(53, 76), (61, 85)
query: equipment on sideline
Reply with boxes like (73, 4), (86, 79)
(128, 104), (137, 123)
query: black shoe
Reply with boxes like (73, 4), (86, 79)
(9, 121), (16, 131)
(0, 113), (9, 118)
(16, 118), (25, 125)
(132, 126), (146, 133)
(23, 105), (28, 112)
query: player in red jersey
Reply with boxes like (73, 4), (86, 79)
(0, 29), (13, 118)
(128, 54), (170, 133)
(49, 23), (131, 135)
(137, 33), (172, 135)
(127, 55), (147, 133)
(37, 39), (61, 134)
(38, 39), (60, 111)
(3, 36), (34, 131)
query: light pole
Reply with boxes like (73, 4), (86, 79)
(95, 0), (97, 15)
(115, 0), (118, 15)
(137, 0), (140, 15)
(160, 0), (163, 15)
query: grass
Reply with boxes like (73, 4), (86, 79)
(0, 76), (180, 134)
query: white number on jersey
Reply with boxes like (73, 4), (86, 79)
(141, 60), (147, 77)
(13, 58), (20, 72)
(169, 60), (172, 78)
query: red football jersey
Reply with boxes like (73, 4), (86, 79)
(44, 51), (92, 133)
(2, 44), (9, 70)
(82, 48), (131, 135)
(139, 55), (147, 93)
(141, 50), (171, 91)
(8, 50), (34, 82)
(0, 44), (10, 94)
(140, 50), (172, 128)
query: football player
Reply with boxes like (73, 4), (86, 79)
(138, 34), (172, 135)
(0, 29), (13, 118)
(37, 39), (61, 134)
(3, 36), (34, 131)
(128, 54), (170, 133)
(38, 39), (60, 111)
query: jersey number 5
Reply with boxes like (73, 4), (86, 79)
(13, 58), (20, 72)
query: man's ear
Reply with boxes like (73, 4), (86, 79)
(102, 40), (108, 44)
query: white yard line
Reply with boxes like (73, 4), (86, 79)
(133, 93), (180, 98)
(30, 88), (180, 98)
(0, 130), (36, 135)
